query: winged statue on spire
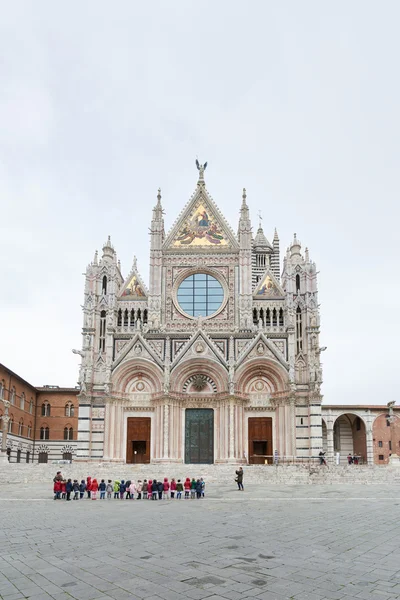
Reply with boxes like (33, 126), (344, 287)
(195, 159), (207, 180)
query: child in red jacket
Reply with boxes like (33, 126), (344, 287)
(60, 480), (66, 500)
(53, 479), (61, 500)
(170, 478), (177, 499)
(184, 477), (191, 499)
(91, 478), (99, 500)
(163, 477), (170, 500)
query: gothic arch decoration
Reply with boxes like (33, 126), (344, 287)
(112, 358), (163, 394)
(235, 357), (289, 395)
(37, 444), (49, 454)
(183, 374), (217, 394)
(61, 445), (74, 455)
(170, 358), (227, 394)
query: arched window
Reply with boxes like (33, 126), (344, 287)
(8, 416), (14, 434)
(0, 380), (4, 399)
(272, 308), (277, 326)
(123, 309), (129, 327)
(99, 310), (107, 352)
(296, 306), (303, 353)
(136, 308), (141, 322)
(29, 399), (33, 414)
(259, 308), (264, 325)
(253, 308), (258, 325)
(266, 308), (271, 326)
(117, 309), (122, 326)
(65, 403), (74, 417)
(63, 452), (72, 461)
(279, 308), (284, 327)
(41, 402), (50, 417)
(26, 451), (30, 463)
(18, 419), (23, 436)
(130, 309), (135, 327)
(27, 423), (32, 438)
(102, 275), (107, 294)
(143, 309), (148, 324)
(296, 274), (301, 293)
(10, 387), (15, 405)
(40, 426), (49, 440)
(64, 427), (73, 441)
(20, 393), (25, 410)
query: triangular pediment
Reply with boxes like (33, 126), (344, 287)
(171, 330), (227, 369)
(118, 259), (148, 300)
(112, 333), (164, 370)
(235, 332), (289, 371)
(163, 185), (239, 251)
(253, 269), (285, 298)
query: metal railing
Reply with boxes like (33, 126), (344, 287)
(248, 455), (366, 466)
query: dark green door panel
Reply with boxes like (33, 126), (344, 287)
(185, 409), (214, 464)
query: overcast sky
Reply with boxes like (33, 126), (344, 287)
(1, 2), (399, 405)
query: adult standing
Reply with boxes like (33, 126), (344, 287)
(235, 467), (244, 491)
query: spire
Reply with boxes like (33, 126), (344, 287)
(152, 188), (164, 221)
(290, 233), (302, 257)
(239, 188), (250, 223)
(93, 250), (98, 266)
(242, 187), (248, 208)
(270, 227), (281, 282)
(132, 255), (137, 270)
(254, 223), (272, 250)
(102, 235), (115, 261)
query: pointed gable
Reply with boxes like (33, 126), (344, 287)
(253, 269), (284, 298)
(171, 330), (227, 369)
(118, 258), (148, 300)
(235, 332), (289, 371)
(163, 185), (239, 251)
(112, 333), (164, 371)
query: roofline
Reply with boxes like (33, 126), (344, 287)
(36, 387), (79, 394)
(0, 363), (38, 392)
(322, 404), (398, 411)
(0, 363), (77, 394)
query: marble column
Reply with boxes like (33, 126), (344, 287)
(229, 402), (235, 460)
(366, 427), (374, 465)
(163, 404), (169, 459)
(326, 420), (334, 464)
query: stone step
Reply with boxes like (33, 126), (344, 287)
(1, 462), (400, 485)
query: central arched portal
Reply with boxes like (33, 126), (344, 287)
(185, 408), (214, 464)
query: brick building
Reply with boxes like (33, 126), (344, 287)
(0, 363), (78, 463)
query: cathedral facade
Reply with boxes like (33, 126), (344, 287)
(76, 165), (323, 464)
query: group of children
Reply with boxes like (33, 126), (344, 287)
(53, 473), (205, 501)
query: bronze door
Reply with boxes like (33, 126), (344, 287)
(126, 417), (151, 464)
(185, 409), (214, 464)
(248, 417), (273, 464)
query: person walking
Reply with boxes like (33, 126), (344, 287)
(235, 467), (244, 491)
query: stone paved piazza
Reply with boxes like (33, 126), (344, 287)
(1, 483), (400, 600)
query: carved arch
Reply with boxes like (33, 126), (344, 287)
(235, 357), (288, 394)
(112, 358), (163, 394)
